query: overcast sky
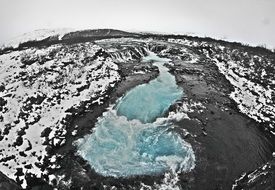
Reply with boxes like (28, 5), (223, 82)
(0, 0), (274, 48)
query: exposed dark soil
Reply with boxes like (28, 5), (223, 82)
(0, 171), (21, 190)
(169, 56), (275, 190)
(1, 30), (274, 190)
(48, 52), (275, 190)
(42, 61), (164, 190)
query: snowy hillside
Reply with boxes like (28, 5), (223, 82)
(0, 29), (274, 189)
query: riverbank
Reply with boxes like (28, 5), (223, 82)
(35, 47), (274, 190)
(168, 55), (274, 189)
(1, 33), (274, 189)
(42, 60), (162, 189)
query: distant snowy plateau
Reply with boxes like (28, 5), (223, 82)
(0, 29), (274, 190)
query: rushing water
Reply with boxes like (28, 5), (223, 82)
(77, 52), (195, 177)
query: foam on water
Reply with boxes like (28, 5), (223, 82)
(77, 52), (195, 178)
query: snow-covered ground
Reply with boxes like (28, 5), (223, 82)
(0, 36), (207, 189)
(0, 42), (120, 187)
(0, 33), (274, 189)
(0, 28), (75, 49)
(168, 38), (275, 136)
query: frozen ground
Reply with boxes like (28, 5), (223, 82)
(0, 42), (120, 187)
(169, 38), (275, 135)
(0, 29), (274, 189)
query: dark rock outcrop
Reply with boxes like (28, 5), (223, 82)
(0, 172), (21, 190)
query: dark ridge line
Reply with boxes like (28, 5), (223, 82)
(0, 29), (274, 56)
(140, 33), (275, 55)
(62, 28), (139, 39)
(0, 29), (140, 55)
(0, 36), (139, 55)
